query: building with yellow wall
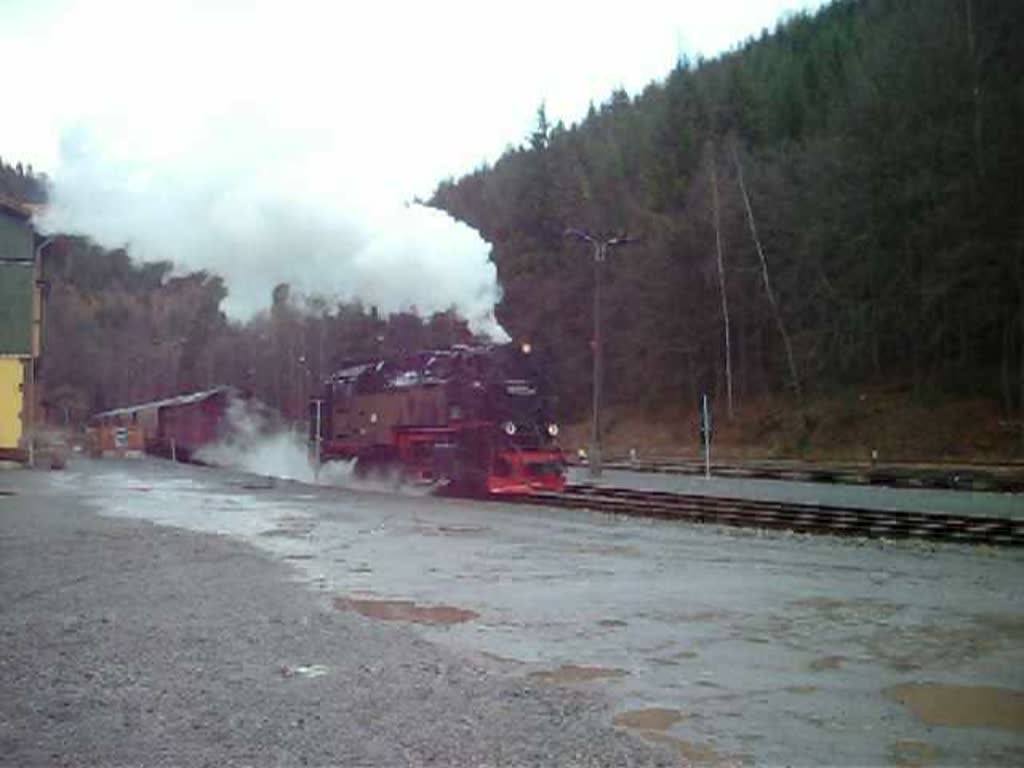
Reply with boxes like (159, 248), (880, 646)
(0, 196), (39, 463)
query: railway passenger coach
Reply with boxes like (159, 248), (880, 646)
(90, 386), (242, 461)
(313, 344), (566, 495)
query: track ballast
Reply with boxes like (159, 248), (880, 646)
(511, 483), (1023, 547)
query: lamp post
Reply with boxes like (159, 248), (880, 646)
(565, 229), (639, 478)
(28, 236), (54, 468)
(297, 354), (309, 431)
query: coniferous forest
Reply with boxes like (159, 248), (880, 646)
(6, 0), (1024, 456)
(432, 0), (1023, 432)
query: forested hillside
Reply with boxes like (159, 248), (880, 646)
(431, 0), (1024, 431)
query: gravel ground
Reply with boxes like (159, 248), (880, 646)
(0, 471), (674, 767)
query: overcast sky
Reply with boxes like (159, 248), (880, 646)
(1, 0), (827, 335)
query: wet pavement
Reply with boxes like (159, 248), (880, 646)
(572, 466), (1024, 520)
(46, 459), (1024, 765)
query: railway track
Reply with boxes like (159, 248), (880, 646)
(513, 483), (1024, 547)
(569, 457), (1024, 493)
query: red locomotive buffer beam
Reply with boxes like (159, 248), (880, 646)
(487, 449), (566, 495)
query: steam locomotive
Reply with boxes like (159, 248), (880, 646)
(312, 344), (566, 495)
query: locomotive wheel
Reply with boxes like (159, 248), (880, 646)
(455, 465), (488, 497)
(434, 462), (487, 498)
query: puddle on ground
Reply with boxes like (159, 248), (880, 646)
(652, 647), (701, 666)
(885, 683), (1024, 731)
(415, 522), (489, 537)
(613, 707), (687, 730)
(890, 739), (939, 767)
(681, 610), (732, 623)
(435, 524), (487, 535)
(673, 649), (700, 659)
(634, 731), (746, 766)
(788, 596), (901, 622)
(887, 657), (923, 672)
(809, 655), (846, 671)
(975, 613), (1024, 636)
(793, 712), (827, 728)
(866, 623), (1012, 671)
(573, 544), (637, 556)
(242, 481), (276, 490)
(650, 657), (680, 667)
(527, 664), (629, 684)
(479, 651), (527, 666)
(789, 596), (847, 611)
(260, 529), (307, 539)
(334, 596), (479, 625)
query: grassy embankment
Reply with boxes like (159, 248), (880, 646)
(564, 389), (1023, 464)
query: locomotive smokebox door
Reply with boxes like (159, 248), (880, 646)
(432, 442), (457, 481)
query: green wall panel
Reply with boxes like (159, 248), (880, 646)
(0, 212), (33, 262)
(0, 262), (33, 355)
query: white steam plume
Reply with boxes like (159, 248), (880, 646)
(38, 127), (507, 339)
(196, 397), (428, 494)
(196, 398), (318, 483)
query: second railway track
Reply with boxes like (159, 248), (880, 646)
(581, 460), (1024, 495)
(569, 458), (1024, 493)
(512, 484), (1024, 548)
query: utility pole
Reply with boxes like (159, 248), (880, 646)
(709, 149), (733, 420)
(28, 237), (54, 468)
(311, 398), (323, 480)
(732, 142), (801, 400)
(565, 229), (639, 478)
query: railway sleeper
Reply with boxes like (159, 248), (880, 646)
(522, 488), (1019, 547)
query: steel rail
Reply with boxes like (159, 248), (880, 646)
(568, 458), (1024, 493)
(509, 483), (1024, 547)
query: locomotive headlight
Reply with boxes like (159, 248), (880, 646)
(503, 421), (517, 436)
(546, 423), (560, 437)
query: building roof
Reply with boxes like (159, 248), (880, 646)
(90, 385), (241, 421)
(0, 195), (32, 221)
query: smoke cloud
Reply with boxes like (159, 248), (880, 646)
(38, 125), (507, 339)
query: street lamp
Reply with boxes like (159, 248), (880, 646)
(28, 236), (54, 468)
(297, 354), (310, 427)
(565, 228), (639, 478)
